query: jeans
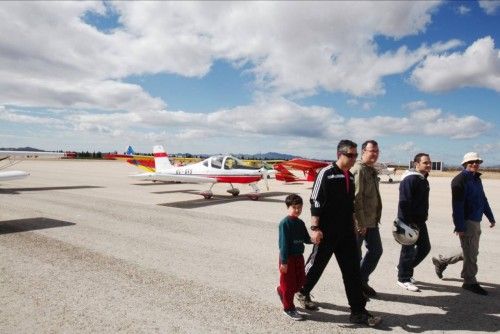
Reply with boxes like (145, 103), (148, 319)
(398, 222), (431, 282)
(357, 227), (383, 284)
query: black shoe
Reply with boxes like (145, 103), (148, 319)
(432, 257), (447, 279)
(295, 292), (319, 311)
(349, 310), (382, 327)
(462, 283), (488, 295)
(362, 283), (377, 297)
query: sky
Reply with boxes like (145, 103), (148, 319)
(0, 1), (499, 166)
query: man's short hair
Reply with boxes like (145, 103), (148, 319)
(413, 153), (429, 163)
(337, 139), (357, 154)
(362, 140), (378, 151)
(285, 194), (303, 207)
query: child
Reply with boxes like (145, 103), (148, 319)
(277, 194), (313, 321)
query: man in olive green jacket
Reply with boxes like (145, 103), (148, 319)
(351, 140), (383, 297)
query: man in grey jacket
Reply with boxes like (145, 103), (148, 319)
(351, 140), (383, 297)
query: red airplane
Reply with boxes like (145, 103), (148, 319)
(273, 158), (330, 182)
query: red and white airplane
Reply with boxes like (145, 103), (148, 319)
(274, 158), (397, 183)
(0, 150), (67, 181)
(131, 145), (269, 200)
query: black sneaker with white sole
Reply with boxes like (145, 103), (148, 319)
(283, 309), (305, 321)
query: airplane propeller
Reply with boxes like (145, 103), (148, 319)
(260, 167), (269, 190)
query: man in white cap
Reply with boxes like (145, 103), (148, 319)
(431, 152), (495, 295)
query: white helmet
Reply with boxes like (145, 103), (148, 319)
(392, 219), (419, 245)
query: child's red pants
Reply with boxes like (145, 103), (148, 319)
(278, 255), (305, 311)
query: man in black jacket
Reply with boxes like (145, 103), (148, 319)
(396, 153), (431, 292)
(296, 139), (381, 327)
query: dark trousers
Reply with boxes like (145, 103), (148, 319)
(301, 231), (366, 313)
(397, 222), (431, 282)
(357, 227), (383, 284)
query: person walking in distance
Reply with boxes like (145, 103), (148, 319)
(351, 140), (383, 298)
(296, 139), (382, 327)
(431, 152), (495, 295)
(396, 153), (432, 292)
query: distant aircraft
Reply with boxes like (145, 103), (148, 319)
(131, 145), (269, 200)
(274, 158), (397, 183)
(0, 150), (65, 181)
(374, 162), (397, 183)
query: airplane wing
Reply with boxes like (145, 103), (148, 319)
(274, 158), (329, 182)
(0, 171), (30, 181)
(131, 173), (217, 184)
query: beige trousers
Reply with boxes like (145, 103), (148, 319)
(437, 220), (481, 284)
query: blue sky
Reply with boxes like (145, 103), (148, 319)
(0, 1), (499, 165)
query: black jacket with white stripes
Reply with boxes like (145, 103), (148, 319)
(310, 162), (355, 237)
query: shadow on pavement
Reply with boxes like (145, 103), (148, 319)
(0, 185), (103, 195)
(0, 217), (76, 235)
(158, 191), (292, 208)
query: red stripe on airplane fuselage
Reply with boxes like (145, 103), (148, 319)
(154, 152), (168, 157)
(211, 175), (262, 183)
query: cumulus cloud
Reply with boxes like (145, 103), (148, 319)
(410, 36), (500, 92)
(0, 1), (449, 113)
(478, 0), (500, 15)
(457, 5), (471, 15)
(346, 108), (493, 139)
(403, 100), (427, 110)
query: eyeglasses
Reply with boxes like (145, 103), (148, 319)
(468, 160), (482, 165)
(341, 152), (358, 159)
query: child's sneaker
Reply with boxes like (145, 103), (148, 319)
(283, 309), (305, 321)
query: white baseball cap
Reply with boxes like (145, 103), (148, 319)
(461, 152), (483, 165)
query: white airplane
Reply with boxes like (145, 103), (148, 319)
(374, 162), (397, 183)
(0, 150), (65, 181)
(131, 145), (269, 200)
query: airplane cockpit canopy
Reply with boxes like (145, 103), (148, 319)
(207, 155), (256, 170)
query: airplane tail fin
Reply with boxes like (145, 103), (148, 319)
(126, 145), (135, 155)
(153, 145), (173, 172)
(274, 163), (300, 182)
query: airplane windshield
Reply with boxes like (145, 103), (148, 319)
(210, 156), (223, 169)
(223, 157), (255, 170)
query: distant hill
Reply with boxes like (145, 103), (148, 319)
(0, 147), (45, 151)
(236, 152), (296, 160)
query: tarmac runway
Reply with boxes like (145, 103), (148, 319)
(1, 160), (499, 333)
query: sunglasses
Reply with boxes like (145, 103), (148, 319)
(341, 152), (358, 159)
(468, 160), (482, 165)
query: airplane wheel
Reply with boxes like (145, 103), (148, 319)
(389, 178), (393, 183)
(248, 194), (259, 201)
(203, 194), (213, 199)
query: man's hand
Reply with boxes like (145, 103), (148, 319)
(279, 264), (288, 274)
(490, 221), (496, 228)
(456, 231), (465, 237)
(356, 227), (367, 236)
(311, 230), (323, 244)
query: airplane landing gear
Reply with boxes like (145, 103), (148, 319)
(200, 191), (213, 199)
(247, 193), (260, 201)
(227, 183), (240, 196)
(388, 178), (393, 183)
(227, 188), (240, 196)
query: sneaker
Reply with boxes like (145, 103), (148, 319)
(349, 310), (382, 327)
(276, 286), (283, 303)
(283, 309), (305, 321)
(462, 283), (488, 296)
(361, 283), (377, 297)
(410, 277), (417, 284)
(295, 292), (319, 311)
(432, 257), (447, 279)
(397, 280), (420, 292)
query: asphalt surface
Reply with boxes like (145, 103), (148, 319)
(1, 160), (499, 333)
